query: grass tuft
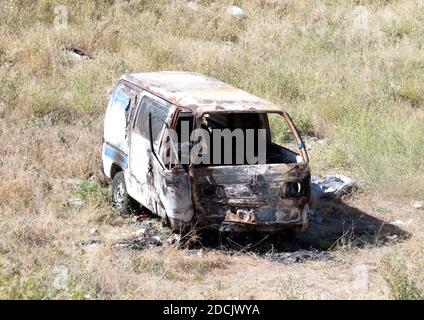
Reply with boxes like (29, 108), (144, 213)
(382, 255), (423, 300)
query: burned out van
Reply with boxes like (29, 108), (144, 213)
(102, 72), (311, 235)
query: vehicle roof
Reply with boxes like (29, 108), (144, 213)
(122, 71), (284, 115)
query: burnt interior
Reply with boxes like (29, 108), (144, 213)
(175, 112), (301, 166)
(170, 112), (309, 229)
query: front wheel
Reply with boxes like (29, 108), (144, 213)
(111, 172), (138, 215)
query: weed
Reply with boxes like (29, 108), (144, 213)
(74, 180), (110, 206)
(0, 271), (47, 300)
(382, 255), (423, 300)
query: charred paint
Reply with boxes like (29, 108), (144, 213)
(104, 72), (311, 233)
(190, 163), (310, 232)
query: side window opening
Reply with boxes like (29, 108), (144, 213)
(134, 96), (170, 143)
(105, 83), (133, 153)
(112, 85), (131, 112)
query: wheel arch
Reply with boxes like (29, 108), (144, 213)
(110, 163), (123, 179)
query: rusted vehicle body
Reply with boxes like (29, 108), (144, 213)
(102, 72), (310, 235)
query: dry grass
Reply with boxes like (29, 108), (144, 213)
(0, 0), (423, 299)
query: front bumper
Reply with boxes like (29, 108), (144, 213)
(218, 204), (310, 233)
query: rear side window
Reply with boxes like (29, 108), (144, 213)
(104, 83), (133, 154)
(112, 85), (131, 113)
(134, 96), (170, 142)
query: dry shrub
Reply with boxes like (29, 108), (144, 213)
(0, 0), (423, 299)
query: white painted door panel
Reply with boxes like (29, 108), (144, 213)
(126, 133), (152, 210)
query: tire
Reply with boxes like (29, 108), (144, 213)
(111, 171), (138, 215)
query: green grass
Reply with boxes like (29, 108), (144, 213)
(382, 255), (423, 300)
(1, 1), (423, 299)
(74, 180), (110, 205)
(1, 0), (423, 198)
(0, 270), (47, 300)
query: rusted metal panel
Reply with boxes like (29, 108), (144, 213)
(122, 72), (283, 115)
(152, 160), (194, 226)
(190, 163), (310, 232)
(105, 72), (311, 234)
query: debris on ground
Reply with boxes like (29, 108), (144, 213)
(114, 234), (163, 250)
(76, 239), (101, 249)
(113, 218), (334, 264)
(67, 196), (84, 209)
(226, 5), (244, 16)
(385, 219), (413, 226)
(264, 250), (332, 264)
(89, 228), (99, 236)
(166, 233), (181, 245)
(114, 220), (172, 250)
(413, 201), (423, 210)
(385, 234), (398, 241)
(311, 174), (355, 199)
(186, 0), (200, 11)
(134, 228), (147, 237)
(2, 60), (14, 69)
(63, 47), (91, 61)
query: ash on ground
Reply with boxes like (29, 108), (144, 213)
(264, 249), (332, 264)
(113, 218), (333, 265)
(114, 218), (177, 250)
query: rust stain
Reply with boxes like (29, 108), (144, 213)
(123, 71), (283, 115)
(118, 71), (311, 233)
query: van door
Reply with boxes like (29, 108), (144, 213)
(126, 93), (172, 211)
(151, 111), (194, 230)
